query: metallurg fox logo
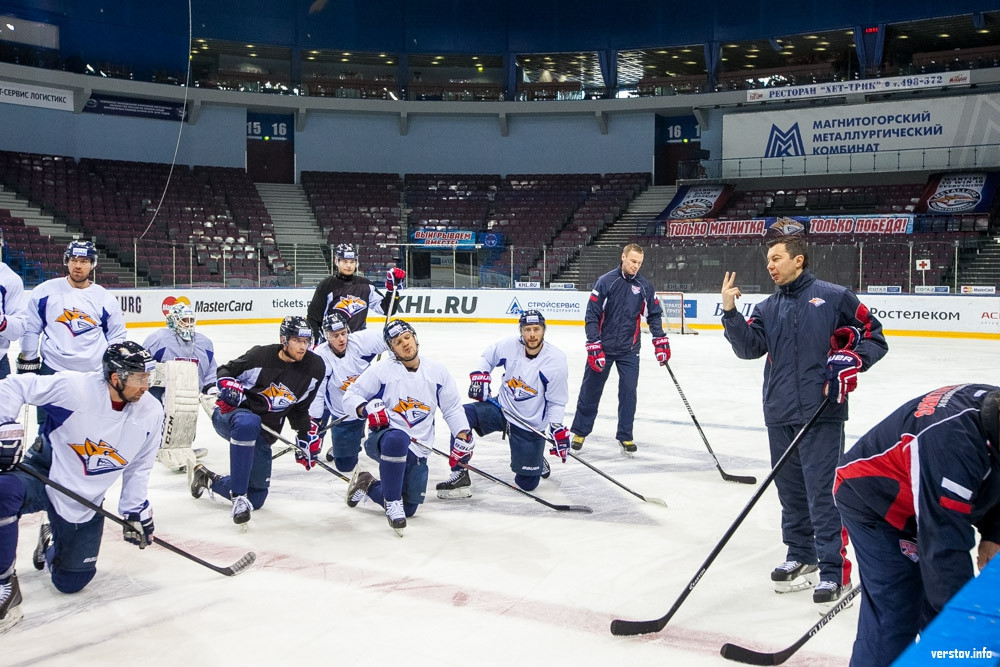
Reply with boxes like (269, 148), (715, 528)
(69, 438), (128, 475)
(505, 376), (539, 401)
(261, 383), (298, 411)
(339, 374), (360, 392)
(392, 396), (431, 427)
(333, 296), (368, 318)
(56, 308), (100, 336)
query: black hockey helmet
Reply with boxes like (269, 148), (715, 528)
(280, 315), (314, 345)
(322, 311), (349, 335)
(519, 309), (546, 329)
(335, 243), (358, 260)
(64, 240), (98, 266)
(383, 318), (416, 349)
(102, 341), (155, 383)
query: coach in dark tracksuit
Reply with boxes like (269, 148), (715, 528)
(570, 244), (670, 456)
(835, 384), (1000, 667)
(721, 234), (887, 603)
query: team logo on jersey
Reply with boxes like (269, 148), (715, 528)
(631, 285), (641, 295)
(392, 396), (432, 427)
(339, 374), (360, 392)
(261, 383), (298, 411)
(505, 376), (539, 401)
(899, 539), (919, 563)
(808, 298), (826, 307)
(333, 296), (368, 318)
(69, 438), (128, 475)
(55, 308), (100, 336)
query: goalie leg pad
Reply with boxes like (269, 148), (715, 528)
(159, 360), (202, 471)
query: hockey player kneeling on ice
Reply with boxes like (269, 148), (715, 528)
(447, 310), (570, 497)
(342, 319), (471, 537)
(144, 304), (219, 470)
(0, 342), (163, 633)
(189, 317), (324, 527)
(308, 311), (388, 473)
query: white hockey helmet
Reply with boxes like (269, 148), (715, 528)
(166, 303), (197, 342)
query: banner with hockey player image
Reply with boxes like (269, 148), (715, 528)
(916, 172), (1000, 214)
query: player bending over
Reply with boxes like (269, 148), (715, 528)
(439, 310), (569, 498)
(0, 342), (163, 633)
(189, 316), (325, 527)
(342, 319), (472, 536)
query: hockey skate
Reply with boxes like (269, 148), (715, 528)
(230, 494), (253, 526)
(0, 574), (23, 634)
(435, 469), (471, 499)
(325, 448), (336, 463)
(541, 457), (551, 479)
(571, 435), (585, 451)
(33, 523), (52, 571)
(813, 581), (854, 613)
(619, 440), (638, 457)
(771, 560), (819, 593)
(346, 470), (375, 508)
(385, 499), (406, 537)
(188, 464), (220, 499)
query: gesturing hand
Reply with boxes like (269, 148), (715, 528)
(721, 271), (742, 312)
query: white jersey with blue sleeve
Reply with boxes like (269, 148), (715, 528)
(19, 277), (126, 372)
(0, 262), (28, 352)
(308, 328), (388, 421)
(0, 371), (164, 522)
(142, 328), (218, 391)
(477, 336), (569, 430)
(343, 355), (470, 458)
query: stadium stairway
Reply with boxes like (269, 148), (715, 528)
(957, 234), (1000, 289)
(255, 182), (330, 286)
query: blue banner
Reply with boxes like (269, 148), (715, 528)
(478, 231), (504, 248)
(410, 229), (478, 248)
(83, 94), (186, 121)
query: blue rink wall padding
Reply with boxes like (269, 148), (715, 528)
(894, 557), (1000, 666)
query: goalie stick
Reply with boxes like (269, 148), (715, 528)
(500, 408), (668, 507)
(720, 585), (861, 665)
(16, 463), (255, 577)
(610, 398), (829, 637)
(665, 363), (757, 485)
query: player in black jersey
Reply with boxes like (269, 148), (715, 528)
(306, 243), (405, 334)
(189, 316), (326, 526)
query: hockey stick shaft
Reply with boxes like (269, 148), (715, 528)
(426, 444), (592, 513)
(665, 363), (757, 485)
(500, 408), (667, 507)
(15, 463), (255, 576)
(609, 398), (830, 636)
(720, 585), (861, 665)
(260, 424), (351, 482)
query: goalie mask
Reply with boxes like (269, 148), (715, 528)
(166, 303), (197, 342)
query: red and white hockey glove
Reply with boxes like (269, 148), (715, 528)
(824, 350), (862, 404)
(385, 267), (406, 291)
(216, 377), (245, 413)
(652, 336), (671, 365)
(468, 371), (491, 401)
(586, 341), (606, 373)
(548, 423), (570, 462)
(295, 420), (321, 470)
(449, 431), (474, 467)
(830, 325), (862, 351)
(364, 399), (390, 431)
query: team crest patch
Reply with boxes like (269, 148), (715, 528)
(339, 374), (360, 392)
(631, 285), (641, 295)
(69, 438), (128, 475)
(505, 376), (539, 401)
(809, 298), (826, 307)
(899, 539), (919, 563)
(56, 308), (100, 336)
(261, 383), (298, 411)
(333, 296), (368, 318)
(393, 396), (432, 427)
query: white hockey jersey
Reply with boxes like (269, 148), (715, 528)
(0, 262), (28, 353)
(0, 372), (164, 523)
(143, 328), (219, 391)
(476, 336), (569, 430)
(309, 328), (388, 421)
(19, 277), (126, 372)
(343, 355), (470, 458)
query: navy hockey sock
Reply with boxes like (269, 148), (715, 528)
(0, 476), (26, 577)
(378, 430), (409, 503)
(228, 441), (255, 496)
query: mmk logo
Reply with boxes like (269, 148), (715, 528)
(764, 123), (805, 158)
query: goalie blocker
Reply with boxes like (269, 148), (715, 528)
(153, 360), (202, 471)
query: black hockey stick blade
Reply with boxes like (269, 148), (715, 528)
(719, 470), (758, 485)
(610, 616), (670, 636)
(719, 585), (861, 664)
(154, 539), (257, 577)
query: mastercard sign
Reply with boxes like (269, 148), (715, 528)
(161, 295), (192, 316)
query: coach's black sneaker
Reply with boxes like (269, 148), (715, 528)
(189, 464), (220, 499)
(0, 574), (23, 634)
(571, 435), (585, 451)
(33, 523), (52, 570)
(771, 560), (819, 593)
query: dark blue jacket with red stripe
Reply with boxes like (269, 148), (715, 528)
(585, 265), (664, 357)
(834, 384), (1000, 611)
(722, 269), (887, 426)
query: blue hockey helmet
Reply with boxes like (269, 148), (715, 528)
(280, 315), (314, 345)
(322, 311), (349, 335)
(64, 240), (98, 266)
(383, 318), (416, 349)
(519, 309), (546, 329)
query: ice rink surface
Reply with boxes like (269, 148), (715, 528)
(4, 320), (997, 666)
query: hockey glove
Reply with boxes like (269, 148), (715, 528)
(830, 325), (862, 352)
(652, 336), (671, 365)
(16, 354), (41, 374)
(217, 377), (245, 411)
(586, 341), (606, 373)
(385, 267), (406, 291)
(123, 500), (155, 549)
(548, 423), (570, 463)
(450, 431), (474, 467)
(0, 421), (25, 472)
(823, 350), (863, 404)
(295, 420), (321, 470)
(364, 399), (390, 431)
(468, 370), (491, 401)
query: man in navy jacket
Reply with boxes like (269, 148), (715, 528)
(570, 244), (671, 456)
(721, 234), (887, 605)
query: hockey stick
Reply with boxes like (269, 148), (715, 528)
(665, 363), (757, 485)
(375, 270), (402, 362)
(426, 445), (592, 513)
(15, 463), (255, 577)
(501, 408), (668, 507)
(610, 398), (830, 637)
(720, 585), (861, 664)
(259, 424), (351, 482)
